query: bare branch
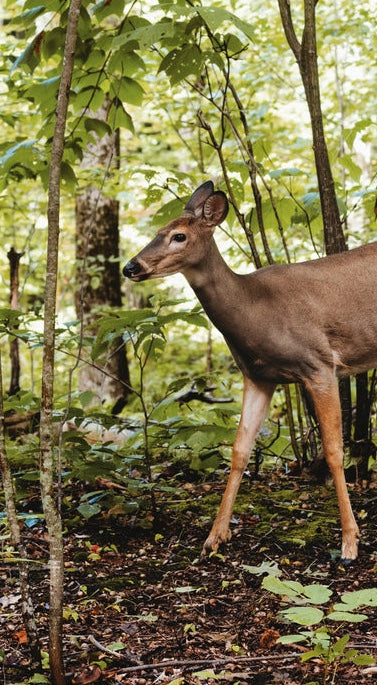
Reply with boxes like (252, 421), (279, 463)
(277, 0), (302, 64)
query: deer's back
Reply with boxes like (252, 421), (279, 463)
(223, 242), (377, 384)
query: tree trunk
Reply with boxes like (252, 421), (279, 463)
(7, 247), (23, 395)
(277, 0), (346, 255)
(0, 351), (41, 669)
(352, 371), (372, 479)
(75, 101), (131, 414)
(39, 1), (82, 682)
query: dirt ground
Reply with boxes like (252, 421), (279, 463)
(1, 473), (376, 685)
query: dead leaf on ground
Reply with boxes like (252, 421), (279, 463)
(72, 664), (102, 684)
(259, 628), (280, 648)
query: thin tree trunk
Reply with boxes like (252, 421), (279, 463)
(7, 247), (24, 395)
(278, 0), (346, 254)
(39, 1), (81, 682)
(0, 351), (41, 669)
(353, 371), (372, 478)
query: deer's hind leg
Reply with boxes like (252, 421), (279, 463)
(307, 374), (360, 562)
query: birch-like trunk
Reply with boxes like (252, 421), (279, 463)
(75, 100), (132, 414)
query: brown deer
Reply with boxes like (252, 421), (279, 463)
(124, 180), (377, 562)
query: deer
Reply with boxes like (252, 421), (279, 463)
(123, 180), (377, 563)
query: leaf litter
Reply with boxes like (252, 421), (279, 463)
(1, 473), (376, 684)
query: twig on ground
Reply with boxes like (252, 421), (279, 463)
(113, 652), (303, 674)
(88, 635), (141, 665)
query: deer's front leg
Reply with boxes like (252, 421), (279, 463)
(203, 377), (275, 555)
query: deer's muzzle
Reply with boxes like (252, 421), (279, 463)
(123, 259), (149, 281)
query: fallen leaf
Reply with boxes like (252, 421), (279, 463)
(260, 628), (280, 648)
(13, 629), (28, 644)
(72, 664), (102, 684)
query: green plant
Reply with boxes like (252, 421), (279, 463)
(91, 297), (219, 519)
(262, 575), (376, 682)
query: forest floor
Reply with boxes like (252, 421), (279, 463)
(1, 471), (377, 685)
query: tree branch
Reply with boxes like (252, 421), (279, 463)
(277, 0), (302, 64)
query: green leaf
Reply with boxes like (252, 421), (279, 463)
(327, 611), (368, 622)
(175, 585), (201, 594)
(77, 503), (101, 519)
(152, 198), (185, 226)
(10, 35), (41, 73)
(197, 7), (254, 40)
(108, 50), (146, 77)
(332, 634), (350, 655)
(0, 307), (24, 326)
(41, 27), (66, 59)
(72, 85), (105, 113)
(192, 670), (219, 680)
(26, 76), (60, 111)
(269, 167), (303, 179)
(61, 161), (77, 188)
(142, 335), (165, 359)
(242, 561), (282, 577)
(79, 391), (95, 408)
(18, 5), (45, 21)
(301, 192), (321, 218)
(0, 140), (38, 173)
(159, 45), (203, 85)
(339, 153), (362, 183)
(159, 311), (208, 329)
(112, 77), (145, 106)
(301, 643), (324, 662)
(338, 588), (377, 609)
(302, 584), (332, 604)
(352, 654), (375, 666)
(108, 101), (134, 133)
(342, 118), (372, 148)
(23, 0), (64, 10)
(84, 117), (112, 138)
(262, 575), (303, 598)
(224, 33), (247, 55)
(93, 0), (125, 20)
(277, 634), (308, 644)
(280, 606), (324, 626)
(107, 641), (126, 651)
(166, 376), (191, 393)
(113, 21), (175, 50)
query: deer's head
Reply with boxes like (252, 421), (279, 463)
(123, 181), (228, 282)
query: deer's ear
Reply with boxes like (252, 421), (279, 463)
(183, 181), (215, 217)
(203, 191), (229, 226)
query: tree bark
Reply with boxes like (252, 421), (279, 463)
(278, 0), (346, 255)
(75, 100), (131, 414)
(0, 351), (41, 668)
(352, 371), (372, 478)
(39, 1), (81, 682)
(7, 247), (24, 395)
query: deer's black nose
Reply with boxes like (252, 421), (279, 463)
(123, 260), (141, 278)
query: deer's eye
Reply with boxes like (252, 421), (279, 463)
(172, 233), (186, 243)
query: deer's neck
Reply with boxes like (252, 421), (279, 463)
(183, 238), (245, 335)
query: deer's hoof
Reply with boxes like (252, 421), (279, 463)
(201, 528), (232, 556)
(339, 556), (357, 567)
(340, 536), (359, 565)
